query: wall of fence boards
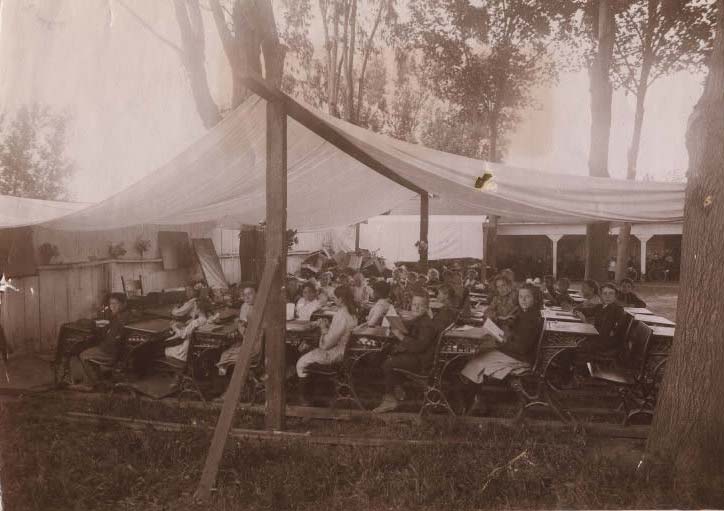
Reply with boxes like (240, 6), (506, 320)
(1, 226), (242, 354)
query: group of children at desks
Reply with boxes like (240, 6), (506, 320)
(73, 264), (658, 416)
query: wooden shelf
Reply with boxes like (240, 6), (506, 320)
(37, 258), (163, 271)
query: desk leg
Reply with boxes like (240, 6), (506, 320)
(332, 352), (370, 411)
(524, 345), (581, 427)
(419, 355), (461, 417)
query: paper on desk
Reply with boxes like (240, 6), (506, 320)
(482, 318), (504, 342)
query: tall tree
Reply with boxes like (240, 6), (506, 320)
(584, 0), (616, 282)
(407, 0), (572, 162)
(171, 0), (284, 124)
(281, 0), (396, 122)
(385, 51), (430, 142)
(645, 0), (724, 484)
(0, 105), (74, 200)
(120, 0), (284, 125)
(612, 0), (714, 281)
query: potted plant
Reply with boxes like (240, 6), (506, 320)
(414, 240), (429, 257)
(108, 242), (127, 259)
(38, 243), (60, 265)
(134, 238), (151, 259)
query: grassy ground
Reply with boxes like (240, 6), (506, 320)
(2, 393), (723, 511)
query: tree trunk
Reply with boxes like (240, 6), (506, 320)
(355, 0), (385, 122)
(345, 0), (357, 121)
(615, 0), (657, 282)
(585, 223), (611, 282)
(335, 1), (350, 113)
(329, 1), (341, 116)
(646, 0), (724, 482)
(586, 0), (615, 280)
(489, 114), (500, 163)
(614, 222), (632, 281)
(615, 82), (650, 280)
(173, 0), (222, 129)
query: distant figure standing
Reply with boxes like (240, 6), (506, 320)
(607, 258), (616, 280)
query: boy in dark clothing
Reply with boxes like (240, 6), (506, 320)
(575, 283), (629, 358)
(79, 293), (131, 386)
(374, 293), (441, 413)
(616, 278), (647, 308)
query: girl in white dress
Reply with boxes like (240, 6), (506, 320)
(296, 286), (358, 405)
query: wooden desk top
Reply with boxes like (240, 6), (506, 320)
(125, 318), (171, 334)
(143, 304), (177, 319)
(542, 309), (582, 322)
(650, 325), (675, 338)
(634, 314), (675, 326)
(545, 320), (598, 336)
(286, 320), (318, 333)
(196, 321), (239, 336)
(444, 326), (486, 341)
(352, 325), (393, 339)
(625, 307), (653, 315)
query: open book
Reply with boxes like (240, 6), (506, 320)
(385, 314), (408, 335)
(482, 318), (505, 343)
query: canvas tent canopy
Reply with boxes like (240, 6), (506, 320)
(0, 195), (89, 229)
(0, 90), (684, 233)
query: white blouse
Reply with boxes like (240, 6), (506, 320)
(319, 308), (358, 360)
(366, 299), (395, 327)
(296, 298), (321, 321)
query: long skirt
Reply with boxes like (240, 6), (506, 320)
(296, 347), (343, 378)
(79, 345), (117, 367)
(461, 349), (530, 384)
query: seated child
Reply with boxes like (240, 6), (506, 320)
(365, 281), (396, 327)
(296, 286), (358, 405)
(616, 278), (646, 308)
(296, 282), (322, 321)
(163, 297), (215, 364)
(79, 293), (131, 386)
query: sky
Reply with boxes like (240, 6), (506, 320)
(0, 0), (701, 203)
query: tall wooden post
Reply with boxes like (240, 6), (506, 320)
(264, 99), (287, 431)
(419, 193), (429, 268)
(482, 216), (499, 280)
(354, 223), (360, 252)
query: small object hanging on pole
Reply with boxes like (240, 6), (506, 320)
(474, 170), (496, 192)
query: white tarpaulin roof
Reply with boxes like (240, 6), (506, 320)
(2, 93), (684, 232)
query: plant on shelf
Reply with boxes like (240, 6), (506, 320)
(108, 242), (127, 259)
(414, 240), (428, 256)
(38, 243), (59, 265)
(286, 229), (299, 251)
(134, 238), (151, 259)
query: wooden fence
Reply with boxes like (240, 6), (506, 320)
(1, 254), (241, 355)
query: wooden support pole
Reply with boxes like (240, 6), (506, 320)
(264, 99), (288, 432)
(354, 223), (360, 252)
(482, 216), (499, 280)
(419, 193), (429, 268)
(194, 256), (280, 503)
